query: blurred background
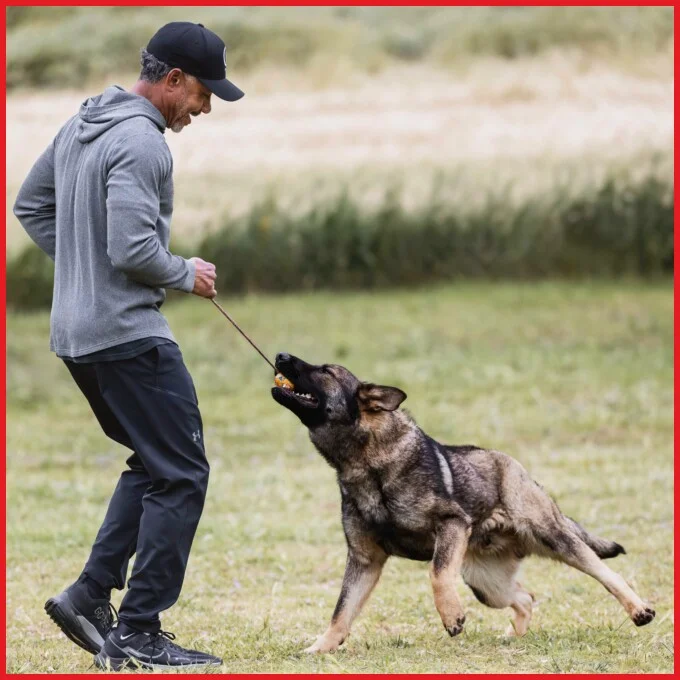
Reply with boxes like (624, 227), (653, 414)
(6, 5), (674, 302)
(6, 6), (674, 674)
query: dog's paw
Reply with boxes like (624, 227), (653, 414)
(304, 636), (343, 654)
(445, 615), (466, 637)
(632, 606), (656, 627)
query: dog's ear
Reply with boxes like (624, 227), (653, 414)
(357, 383), (407, 412)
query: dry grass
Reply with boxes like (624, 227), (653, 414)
(6, 54), (673, 254)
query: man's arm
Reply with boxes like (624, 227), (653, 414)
(105, 133), (196, 293)
(13, 140), (57, 261)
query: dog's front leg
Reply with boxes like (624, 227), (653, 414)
(305, 549), (387, 653)
(430, 517), (471, 637)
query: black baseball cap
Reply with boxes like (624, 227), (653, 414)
(147, 21), (244, 102)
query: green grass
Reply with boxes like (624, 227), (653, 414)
(6, 281), (673, 673)
(195, 165), (673, 293)
(7, 6), (673, 90)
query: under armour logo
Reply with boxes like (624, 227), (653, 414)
(192, 431), (201, 442)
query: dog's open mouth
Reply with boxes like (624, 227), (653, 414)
(273, 373), (319, 407)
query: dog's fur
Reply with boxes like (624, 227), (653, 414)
(271, 353), (656, 653)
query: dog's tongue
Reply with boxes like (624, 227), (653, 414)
(274, 373), (294, 390)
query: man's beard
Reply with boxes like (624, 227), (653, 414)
(170, 93), (191, 134)
(170, 116), (189, 133)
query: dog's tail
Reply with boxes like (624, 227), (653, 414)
(566, 516), (626, 559)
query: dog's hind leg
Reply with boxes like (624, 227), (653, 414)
(534, 527), (655, 627)
(305, 547), (388, 654)
(462, 552), (534, 636)
(430, 518), (471, 637)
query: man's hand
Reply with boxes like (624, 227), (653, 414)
(189, 257), (217, 298)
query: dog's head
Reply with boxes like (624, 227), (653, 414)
(271, 352), (407, 429)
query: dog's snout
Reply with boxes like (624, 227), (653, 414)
(276, 352), (292, 364)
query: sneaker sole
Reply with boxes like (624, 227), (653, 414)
(93, 651), (221, 672)
(44, 592), (105, 655)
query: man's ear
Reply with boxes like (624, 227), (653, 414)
(164, 68), (184, 90)
(357, 383), (407, 412)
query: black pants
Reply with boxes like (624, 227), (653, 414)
(64, 343), (209, 633)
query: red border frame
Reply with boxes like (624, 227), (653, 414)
(3, 2), (677, 678)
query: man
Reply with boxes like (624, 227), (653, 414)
(13, 22), (243, 671)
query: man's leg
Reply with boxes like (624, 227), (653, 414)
(93, 343), (209, 633)
(46, 362), (151, 654)
(64, 361), (150, 593)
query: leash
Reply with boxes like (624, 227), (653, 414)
(210, 298), (276, 372)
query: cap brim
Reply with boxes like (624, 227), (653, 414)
(199, 77), (244, 102)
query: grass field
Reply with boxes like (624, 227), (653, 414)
(6, 281), (673, 673)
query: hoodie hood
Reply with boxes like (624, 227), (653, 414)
(78, 86), (167, 143)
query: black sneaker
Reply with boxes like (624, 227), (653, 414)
(45, 580), (116, 654)
(94, 623), (222, 671)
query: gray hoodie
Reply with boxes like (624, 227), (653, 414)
(13, 86), (196, 357)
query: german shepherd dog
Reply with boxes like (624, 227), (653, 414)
(271, 353), (655, 653)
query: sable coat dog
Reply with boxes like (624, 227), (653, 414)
(271, 353), (655, 653)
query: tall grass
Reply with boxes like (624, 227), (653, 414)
(7, 6), (674, 90)
(199, 173), (673, 295)
(7, 166), (673, 311)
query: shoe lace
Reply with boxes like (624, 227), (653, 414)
(106, 602), (119, 628)
(149, 629), (180, 654)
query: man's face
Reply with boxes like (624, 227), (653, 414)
(165, 72), (212, 134)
